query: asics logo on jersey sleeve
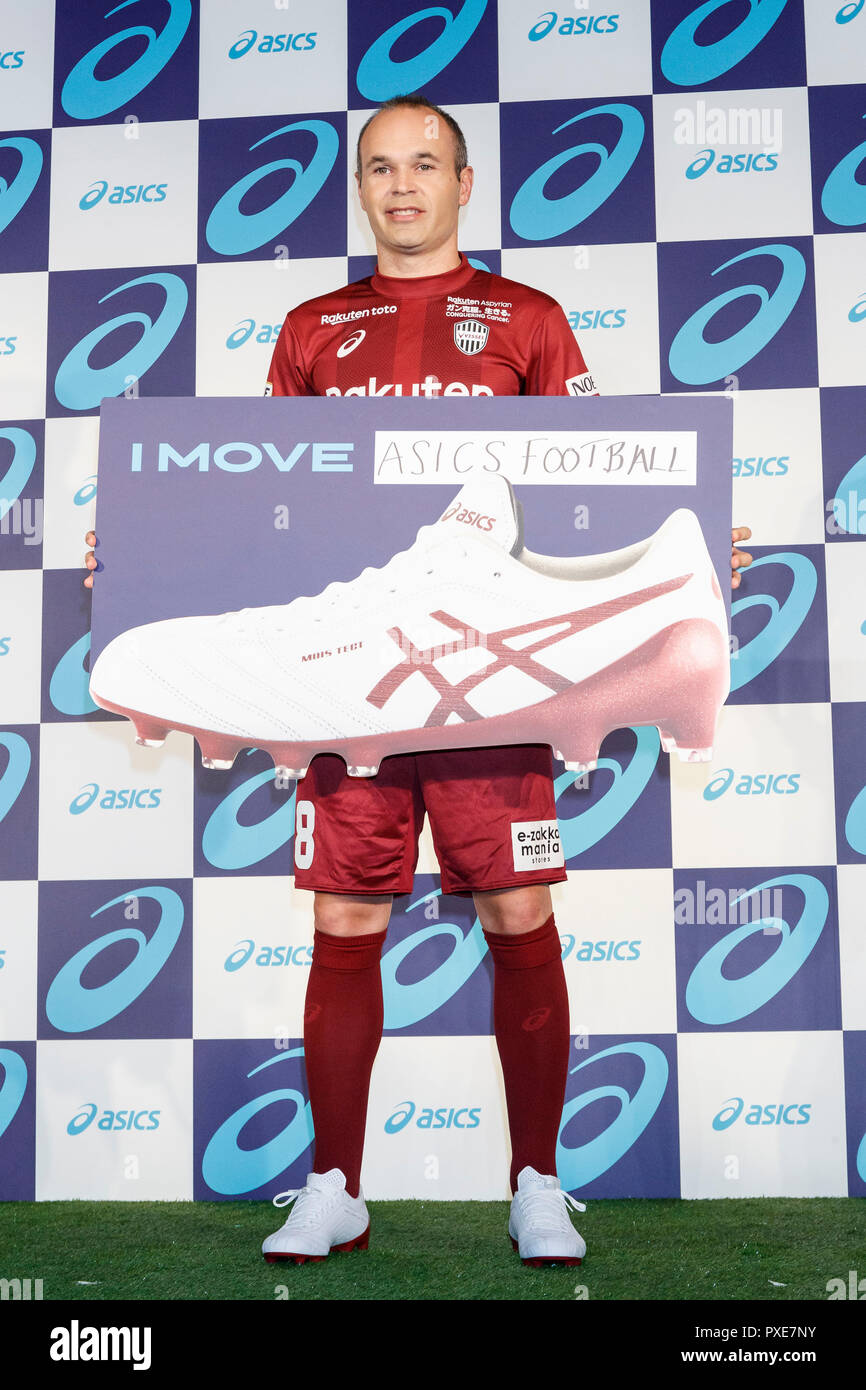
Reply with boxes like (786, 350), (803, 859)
(336, 329), (366, 357)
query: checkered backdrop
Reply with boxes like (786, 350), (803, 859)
(1, 0), (865, 1203)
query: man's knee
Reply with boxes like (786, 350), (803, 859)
(472, 884), (553, 935)
(313, 891), (393, 937)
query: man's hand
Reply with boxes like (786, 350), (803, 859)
(83, 530), (99, 589)
(731, 525), (752, 590)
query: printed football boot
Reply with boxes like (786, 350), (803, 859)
(508, 1166), (587, 1267)
(89, 473), (730, 778)
(261, 1168), (370, 1265)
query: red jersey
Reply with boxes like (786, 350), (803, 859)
(266, 253), (596, 400)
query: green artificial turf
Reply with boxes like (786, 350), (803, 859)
(2, 1197), (864, 1302)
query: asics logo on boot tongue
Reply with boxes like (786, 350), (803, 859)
(440, 505), (496, 533)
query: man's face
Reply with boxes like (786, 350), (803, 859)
(356, 105), (472, 259)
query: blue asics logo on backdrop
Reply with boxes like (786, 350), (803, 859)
(556, 1041), (668, 1188)
(54, 272), (188, 411)
(669, 244), (805, 385)
(0, 1049), (27, 1140)
(226, 319), (281, 349)
(356, 0), (487, 101)
(61, 0), (192, 119)
(0, 732), (31, 824)
(201, 1049), (313, 1195)
(205, 121), (339, 257)
(49, 633), (98, 717)
(685, 148), (778, 178)
(74, 475), (97, 506)
(381, 890), (487, 1028)
(67, 1102), (160, 1135)
(0, 427), (36, 523)
(79, 180), (168, 210)
(223, 940), (312, 971)
(685, 874), (828, 1025)
(702, 768), (800, 799)
(821, 115), (866, 227)
(850, 294), (866, 323)
(836, 0), (864, 21)
(228, 29), (316, 58)
(509, 103), (643, 241)
(45, 886), (183, 1032)
(660, 0), (788, 86)
(711, 1096), (811, 1129)
(0, 137), (43, 236)
(384, 1100), (481, 1133)
(830, 452), (866, 534)
(553, 726), (657, 858)
(528, 11), (619, 39)
(845, 782), (866, 855)
(729, 552), (816, 691)
(69, 783), (162, 814)
(202, 759), (296, 870)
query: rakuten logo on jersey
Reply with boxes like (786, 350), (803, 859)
(325, 375), (493, 398)
(439, 505), (495, 532)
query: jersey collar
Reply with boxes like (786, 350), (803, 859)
(370, 253), (477, 300)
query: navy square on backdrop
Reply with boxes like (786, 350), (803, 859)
(198, 114), (348, 264)
(658, 237), (818, 393)
(673, 866), (841, 1033)
(557, 1033), (680, 1198)
(500, 97), (655, 248)
(650, 0), (806, 94)
(843, 1031), (866, 1197)
(40, 571), (117, 723)
(0, 130), (50, 272)
(727, 544), (829, 704)
(820, 385), (866, 541)
(808, 83), (866, 235)
(832, 702), (866, 864)
(46, 264), (196, 418)
(348, 0), (498, 108)
(193, 749), (296, 878)
(557, 728), (672, 871)
(194, 1038), (314, 1201)
(0, 726), (38, 881)
(52, 0), (199, 127)
(0, 421), (43, 572)
(0, 1043), (35, 1201)
(383, 876), (493, 1036)
(37, 879), (193, 1040)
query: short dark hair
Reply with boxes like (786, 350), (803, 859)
(355, 94), (468, 181)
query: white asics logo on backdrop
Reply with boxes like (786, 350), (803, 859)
(337, 329), (366, 357)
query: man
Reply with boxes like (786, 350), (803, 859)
(86, 93), (752, 1269)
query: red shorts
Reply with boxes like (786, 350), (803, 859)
(292, 744), (567, 897)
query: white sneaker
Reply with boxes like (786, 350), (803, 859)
(261, 1168), (370, 1265)
(90, 473), (729, 778)
(509, 1165), (587, 1267)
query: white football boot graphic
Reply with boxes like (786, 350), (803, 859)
(89, 474), (730, 779)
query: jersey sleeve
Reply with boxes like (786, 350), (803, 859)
(266, 313), (315, 397)
(524, 303), (599, 398)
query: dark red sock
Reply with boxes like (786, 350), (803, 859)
(302, 927), (387, 1199)
(482, 914), (570, 1195)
